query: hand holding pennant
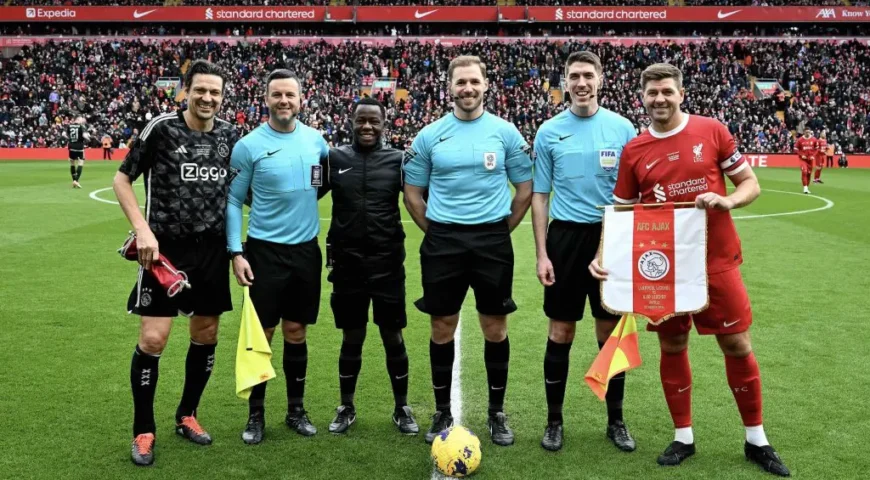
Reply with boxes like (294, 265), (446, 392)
(598, 202), (709, 325)
(235, 286), (276, 400)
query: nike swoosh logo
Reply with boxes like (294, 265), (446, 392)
(678, 386), (691, 393)
(339, 374), (355, 379)
(558, 134), (574, 141)
(439, 135), (453, 143)
(415, 9), (438, 19)
(490, 386), (505, 391)
(338, 167), (352, 174)
(295, 377), (306, 382)
(433, 385), (448, 390)
(723, 320), (741, 327)
(266, 149), (281, 156)
(133, 9), (157, 19)
(545, 379), (561, 385)
(646, 159), (661, 170)
(394, 373), (409, 380)
(717, 9), (742, 19)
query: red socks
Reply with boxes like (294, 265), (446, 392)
(814, 167), (822, 181)
(725, 352), (763, 427)
(660, 349), (693, 428)
(801, 169), (811, 187)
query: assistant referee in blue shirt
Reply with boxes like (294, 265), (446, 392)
(226, 69), (329, 445)
(404, 55), (533, 447)
(532, 51), (638, 453)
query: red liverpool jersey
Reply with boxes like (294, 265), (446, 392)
(613, 114), (748, 274)
(794, 136), (818, 162)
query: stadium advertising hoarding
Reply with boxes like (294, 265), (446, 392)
(1, 149), (867, 168)
(2, 6), (870, 23)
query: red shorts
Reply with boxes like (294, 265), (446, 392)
(815, 155), (825, 167)
(647, 267), (753, 336)
(800, 161), (813, 174)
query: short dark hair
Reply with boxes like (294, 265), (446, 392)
(183, 60), (225, 93)
(265, 69), (301, 94)
(640, 63), (683, 91)
(352, 97), (386, 119)
(565, 51), (603, 76)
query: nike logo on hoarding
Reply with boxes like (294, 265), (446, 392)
(717, 10), (742, 19)
(133, 9), (157, 19)
(414, 9), (438, 19)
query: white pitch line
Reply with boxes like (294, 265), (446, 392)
(431, 313), (463, 480)
(731, 188), (834, 220)
(90, 187), (834, 224)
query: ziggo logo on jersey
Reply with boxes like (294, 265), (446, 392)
(181, 163), (228, 182)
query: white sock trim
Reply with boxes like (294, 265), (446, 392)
(674, 426), (694, 445)
(746, 425), (769, 446)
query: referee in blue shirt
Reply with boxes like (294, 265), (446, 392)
(532, 52), (638, 452)
(226, 69), (329, 444)
(404, 55), (533, 446)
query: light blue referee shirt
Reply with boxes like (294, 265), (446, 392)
(403, 111), (533, 225)
(226, 121), (329, 252)
(533, 107), (636, 223)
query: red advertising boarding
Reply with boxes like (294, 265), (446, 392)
(1, 6), (870, 23)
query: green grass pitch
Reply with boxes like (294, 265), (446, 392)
(1, 161), (867, 479)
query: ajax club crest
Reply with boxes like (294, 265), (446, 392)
(218, 142), (230, 158)
(637, 250), (669, 281)
(484, 152), (497, 170)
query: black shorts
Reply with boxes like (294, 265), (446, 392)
(330, 273), (407, 330)
(415, 220), (516, 317)
(127, 236), (232, 318)
(543, 220), (620, 322)
(69, 150), (84, 161)
(246, 236), (322, 329)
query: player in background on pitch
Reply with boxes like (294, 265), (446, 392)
(531, 51), (638, 453)
(814, 131), (827, 184)
(68, 116), (89, 188)
(591, 63), (791, 477)
(794, 129), (818, 194)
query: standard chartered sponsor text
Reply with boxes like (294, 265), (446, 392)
(667, 178), (708, 196)
(564, 10), (667, 21)
(214, 10), (316, 20)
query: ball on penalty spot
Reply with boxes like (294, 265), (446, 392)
(431, 425), (482, 477)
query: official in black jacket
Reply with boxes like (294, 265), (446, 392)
(318, 97), (419, 436)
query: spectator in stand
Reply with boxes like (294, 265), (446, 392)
(1, 37), (869, 155)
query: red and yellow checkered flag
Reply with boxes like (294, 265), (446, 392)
(585, 314), (642, 401)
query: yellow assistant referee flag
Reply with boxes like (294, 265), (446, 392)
(235, 286), (276, 399)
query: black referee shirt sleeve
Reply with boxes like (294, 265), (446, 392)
(317, 149), (331, 199)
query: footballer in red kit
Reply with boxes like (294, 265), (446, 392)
(590, 63), (790, 477)
(814, 132), (827, 184)
(794, 130), (818, 194)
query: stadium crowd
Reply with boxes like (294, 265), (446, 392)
(1, 37), (868, 154)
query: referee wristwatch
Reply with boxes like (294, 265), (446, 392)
(229, 251), (244, 260)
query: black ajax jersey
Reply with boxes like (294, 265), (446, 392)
(68, 124), (86, 150)
(118, 111), (240, 240)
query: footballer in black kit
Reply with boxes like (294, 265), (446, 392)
(68, 116), (88, 188)
(112, 60), (239, 467)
